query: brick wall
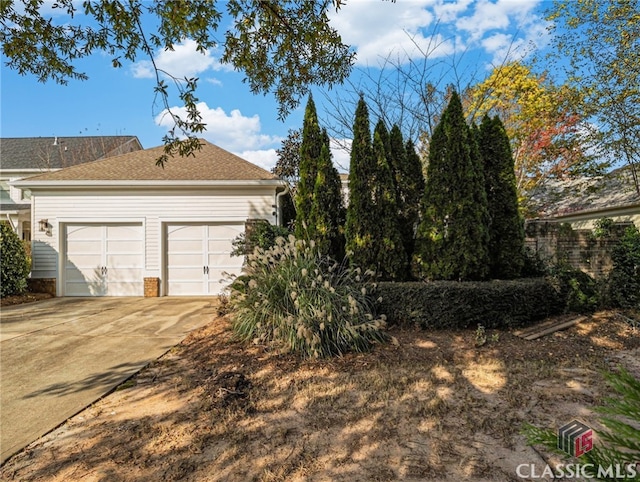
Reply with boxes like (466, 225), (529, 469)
(525, 221), (631, 278)
(27, 278), (56, 296)
(144, 277), (159, 297)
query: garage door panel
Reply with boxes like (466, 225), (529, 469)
(65, 266), (102, 281)
(209, 225), (243, 238)
(167, 239), (203, 252)
(167, 267), (203, 281)
(108, 266), (143, 281)
(66, 240), (102, 256)
(106, 225), (141, 239)
(207, 253), (242, 269)
(167, 224), (201, 238)
(106, 281), (143, 297)
(65, 279), (106, 296)
(106, 253), (143, 267)
(67, 225), (103, 240)
(207, 239), (233, 252)
(167, 253), (202, 268)
(65, 253), (102, 269)
(106, 241), (141, 255)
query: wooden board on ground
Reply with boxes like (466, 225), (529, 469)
(513, 315), (587, 341)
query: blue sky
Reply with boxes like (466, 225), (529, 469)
(0, 0), (553, 171)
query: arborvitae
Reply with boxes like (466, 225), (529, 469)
(308, 139), (346, 260)
(374, 119), (391, 169)
(414, 91), (490, 281)
(371, 130), (407, 279)
(391, 127), (424, 268)
(345, 96), (377, 271)
(479, 115), (525, 278)
(295, 94), (324, 238)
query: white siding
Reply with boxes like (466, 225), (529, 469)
(145, 216), (160, 271)
(30, 187), (277, 291)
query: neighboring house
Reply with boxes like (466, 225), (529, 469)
(0, 136), (143, 240)
(339, 172), (349, 204)
(528, 166), (640, 229)
(13, 140), (285, 297)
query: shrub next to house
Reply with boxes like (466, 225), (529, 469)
(0, 222), (30, 297)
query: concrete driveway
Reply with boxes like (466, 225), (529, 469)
(0, 297), (218, 464)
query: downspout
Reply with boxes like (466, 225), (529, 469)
(275, 186), (290, 227)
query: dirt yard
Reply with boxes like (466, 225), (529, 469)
(1, 311), (638, 482)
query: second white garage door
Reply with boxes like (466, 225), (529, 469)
(166, 223), (244, 295)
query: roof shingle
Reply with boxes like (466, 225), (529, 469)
(0, 136), (142, 170)
(19, 140), (278, 182)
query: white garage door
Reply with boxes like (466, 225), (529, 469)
(166, 223), (244, 295)
(64, 223), (143, 296)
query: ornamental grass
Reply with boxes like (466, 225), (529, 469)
(228, 235), (389, 358)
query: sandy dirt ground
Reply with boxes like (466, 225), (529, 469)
(1, 311), (638, 482)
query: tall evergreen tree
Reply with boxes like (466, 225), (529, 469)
(295, 94), (324, 238)
(308, 139), (347, 260)
(390, 127), (425, 268)
(345, 96), (377, 271)
(414, 91), (490, 281)
(371, 130), (407, 279)
(374, 119), (392, 166)
(479, 115), (525, 278)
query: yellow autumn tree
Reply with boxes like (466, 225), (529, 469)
(464, 62), (596, 212)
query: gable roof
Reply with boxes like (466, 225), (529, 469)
(14, 140), (280, 186)
(0, 136), (142, 171)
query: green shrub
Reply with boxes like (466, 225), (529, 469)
(228, 235), (389, 358)
(0, 222), (30, 297)
(606, 226), (640, 309)
(230, 220), (290, 257)
(375, 278), (562, 329)
(521, 247), (548, 277)
(547, 262), (600, 313)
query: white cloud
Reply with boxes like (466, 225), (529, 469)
(155, 102), (280, 153)
(329, 0), (548, 67)
(132, 39), (229, 79)
(237, 149), (279, 171)
(330, 138), (352, 173)
(329, 0), (445, 66)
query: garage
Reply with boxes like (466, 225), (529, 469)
(16, 139), (284, 297)
(64, 223), (144, 296)
(166, 223), (244, 295)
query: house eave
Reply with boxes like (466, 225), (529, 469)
(539, 201), (640, 223)
(12, 179), (285, 189)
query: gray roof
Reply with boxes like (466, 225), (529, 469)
(19, 139), (279, 182)
(0, 202), (30, 213)
(0, 136), (142, 170)
(529, 166), (640, 218)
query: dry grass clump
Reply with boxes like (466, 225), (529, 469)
(228, 235), (389, 358)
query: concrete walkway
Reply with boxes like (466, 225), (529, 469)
(0, 297), (218, 464)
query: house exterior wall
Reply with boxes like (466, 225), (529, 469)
(29, 187), (277, 295)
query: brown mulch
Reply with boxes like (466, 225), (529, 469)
(0, 292), (53, 307)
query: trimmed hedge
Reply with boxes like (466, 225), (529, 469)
(375, 278), (562, 330)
